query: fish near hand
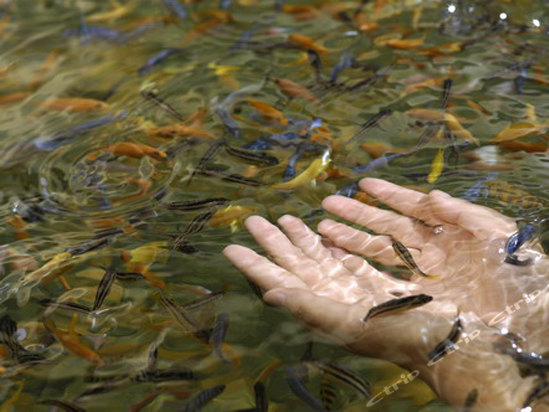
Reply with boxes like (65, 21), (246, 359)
(224, 178), (549, 412)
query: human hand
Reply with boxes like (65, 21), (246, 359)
(223, 178), (549, 411)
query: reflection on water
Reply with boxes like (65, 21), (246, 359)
(0, 0), (547, 409)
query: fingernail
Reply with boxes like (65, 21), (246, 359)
(266, 292), (287, 306)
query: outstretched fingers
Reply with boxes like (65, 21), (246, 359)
(223, 245), (307, 291)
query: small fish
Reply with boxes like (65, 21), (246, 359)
(286, 365), (329, 412)
(141, 90), (185, 122)
(246, 99), (288, 125)
(133, 367), (196, 383)
(105, 142), (167, 161)
(329, 51), (353, 85)
(0, 315), (27, 360)
(184, 211), (215, 234)
(350, 109), (392, 141)
(319, 374), (338, 411)
(87, 4), (131, 23)
(254, 381), (268, 412)
(272, 151), (330, 190)
(360, 142), (404, 159)
(158, 293), (205, 338)
(462, 388), (478, 412)
(114, 272), (145, 281)
(161, 0), (187, 19)
(210, 313), (230, 363)
(39, 299), (91, 315)
(92, 269), (117, 311)
(522, 380), (549, 409)
(199, 169), (263, 187)
(353, 152), (407, 174)
(311, 361), (371, 399)
(38, 97), (109, 112)
(307, 49), (323, 84)
(427, 148), (445, 184)
(138, 48), (184, 76)
(485, 180), (544, 210)
(392, 240), (436, 278)
(427, 313), (462, 364)
(490, 122), (549, 143)
(209, 205), (257, 232)
(38, 399), (86, 412)
(288, 33), (329, 54)
(274, 78), (317, 102)
(444, 113), (479, 145)
(382, 36), (426, 50)
(505, 222), (539, 265)
(363, 294), (433, 322)
(166, 198), (231, 212)
(0, 92), (31, 105)
(181, 385), (225, 412)
(45, 316), (103, 366)
(225, 145), (279, 166)
(440, 78), (452, 109)
(183, 291), (224, 311)
(148, 123), (214, 139)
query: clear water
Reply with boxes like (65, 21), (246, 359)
(0, 0), (547, 410)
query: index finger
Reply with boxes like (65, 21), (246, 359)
(359, 178), (440, 225)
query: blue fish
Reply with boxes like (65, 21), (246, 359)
(161, 0), (187, 20)
(286, 365), (329, 412)
(329, 51), (353, 84)
(352, 152), (406, 174)
(461, 172), (498, 203)
(336, 181), (359, 197)
(231, 23), (260, 49)
(505, 222), (539, 265)
(138, 48), (184, 76)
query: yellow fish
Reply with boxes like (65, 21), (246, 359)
(427, 148), (444, 184)
(272, 151), (331, 190)
(87, 3), (131, 23)
(490, 122), (549, 143)
(209, 205), (257, 232)
(444, 113), (479, 145)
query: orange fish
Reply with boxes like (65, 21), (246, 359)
(497, 140), (548, 153)
(310, 126), (335, 149)
(418, 42), (462, 57)
(38, 97), (109, 112)
(0, 92), (30, 105)
(274, 78), (317, 102)
(360, 142), (405, 159)
(246, 99), (287, 125)
(490, 123), (549, 143)
(281, 4), (319, 20)
(381, 36), (425, 50)
(209, 205), (257, 232)
(288, 33), (330, 54)
(402, 78), (444, 95)
(45, 316), (103, 366)
(444, 113), (479, 145)
(405, 108), (446, 122)
(148, 123), (214, 139)
(106, 142), (167, 161)
(185, 107), (209, 128)
(466, 100), (491, 116)
(354, 191), (379, 206)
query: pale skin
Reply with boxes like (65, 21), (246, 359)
(223, 178), (549, 411)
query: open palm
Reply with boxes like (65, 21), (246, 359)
(223, 178), (549, 411)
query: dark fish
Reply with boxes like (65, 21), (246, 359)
(188, 140), (226, 184)
(158, 293), (205, 339)
(354, 0), (369, 17)
(32, 111), (127, 151)
(350, 109), (392, 141)
(161, 0), (187, 19)
(254, 381), (268, 412)
(183, 292), (224, 311)
(353, 152), (407, 174)
(462, 388), (478, 412)
(336, 181), (360, 198)
(184, 211), (214, 234)
(66, 236), (113, 256)
(133, 367), (195, 383)
(38, 399), (86, 412)
(505, 222), (538, 266)
(141, 90), (186, 122)
(181, 385), (226, 412)
(307, 49), (323, 84)
(409, 125), (440, 154)
(286, 365), (329, 412)
(199, 168), (263, 187)
(427, 314), (462, 364)
(283, 147), (304, 180)
(499, 346), (549, 373)
(0, 315), (42, 363)
(138, 48), (184, 76)
(329, 51), (353, 85)
(166, 198), (231, 212)
(225, 145), (279, 166)
(171, 235), (200, 255)
(214, 106), (241, 138)
(523, 380), (549, 409)
(319, 375), (338, 411)
(115, 272), (145, 281)
(514, 67), (528, 94)
(210, 313), (230, 363)
(92, 269), (117, 311)
(440, 78), (452, 109)
(311, 361), (371, 399)
(392, 240), (432, 277)
(39, 299), (91, 315)
(363, 294), (433, 322)
(219, 0), (232, 10)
